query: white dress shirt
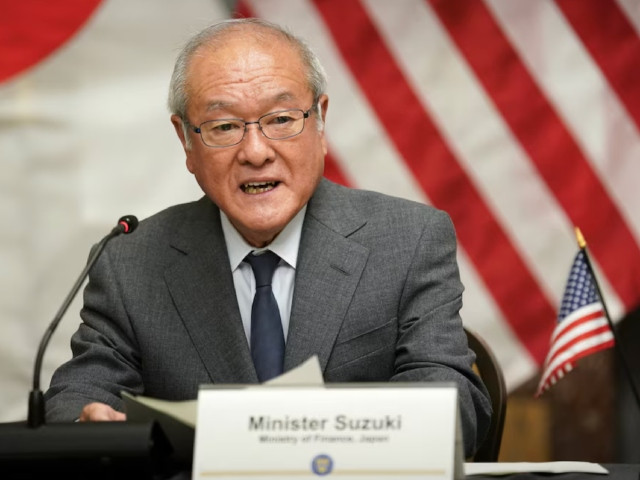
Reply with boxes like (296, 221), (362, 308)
(220, 206), (306, 344)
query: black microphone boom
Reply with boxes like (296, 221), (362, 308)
(28, 215), (139, 428)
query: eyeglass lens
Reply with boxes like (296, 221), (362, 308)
(199, 109), (307, 147)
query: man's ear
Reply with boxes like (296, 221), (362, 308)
(318, 94), (329, 124)
(171, 114), (188, 151)
(171, 114), (197, 173)
(317, 94), (329, 156)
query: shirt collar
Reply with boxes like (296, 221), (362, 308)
(221, 205), (307, 271)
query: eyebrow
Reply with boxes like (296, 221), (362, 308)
(204, 92), (298, 113)
(204, 100), (233, 112)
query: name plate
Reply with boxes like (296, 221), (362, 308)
(192, 383), (462, 480)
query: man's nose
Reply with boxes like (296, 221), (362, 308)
(237, 122), (274, 164)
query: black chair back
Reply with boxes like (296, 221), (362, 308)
(465, 327), (507, 462)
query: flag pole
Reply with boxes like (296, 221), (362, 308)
(574, 227), (640, 410)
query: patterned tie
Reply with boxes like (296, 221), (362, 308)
(245, 251), (285, 382)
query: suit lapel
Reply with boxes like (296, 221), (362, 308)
(163, 199), (257, 384)
(285, 180), (369, 373)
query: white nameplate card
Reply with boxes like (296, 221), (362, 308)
(193, 383), (462, 480)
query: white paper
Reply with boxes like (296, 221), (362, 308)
(123, 391), (197, 427)
(263, 354), (324, 386)
(464, 461), (609, 476)
(123, 355), (325, 426)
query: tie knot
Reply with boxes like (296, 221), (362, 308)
(245, 251), (280, 287)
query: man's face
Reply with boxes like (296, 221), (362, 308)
(171, 29), (328, 247)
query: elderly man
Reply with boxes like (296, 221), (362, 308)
(45, 18), (491, 457)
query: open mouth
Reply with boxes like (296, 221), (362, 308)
(241, 181), (279, 194)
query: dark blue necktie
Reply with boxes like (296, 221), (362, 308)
(245, 251), (285, 382)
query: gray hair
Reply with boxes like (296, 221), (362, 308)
(168, 18), (327, 148)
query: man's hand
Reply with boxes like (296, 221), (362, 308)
(79, 402), (126, 422)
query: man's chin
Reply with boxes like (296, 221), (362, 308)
(233, 218), (289, 247)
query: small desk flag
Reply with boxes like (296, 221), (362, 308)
(536, 250), (615, 397)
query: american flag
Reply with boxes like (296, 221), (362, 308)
(535, 249), (615, 397)
(237, 0), (640, 390)
(1, 0), (640, 421)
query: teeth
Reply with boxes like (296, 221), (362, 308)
(243, 182), (276, 194)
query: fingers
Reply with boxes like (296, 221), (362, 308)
(78, 402), (126, 422)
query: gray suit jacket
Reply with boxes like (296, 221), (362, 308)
(45, 178), (491, 456)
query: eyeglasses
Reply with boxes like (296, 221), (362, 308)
(186, 107), (314, 148)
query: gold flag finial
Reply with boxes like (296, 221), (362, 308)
(575, 227), (587, 249)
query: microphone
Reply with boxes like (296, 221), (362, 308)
(28, 215), (138, 428)
(0, 214), (178, 477)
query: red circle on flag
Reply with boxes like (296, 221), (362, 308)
(0, 0), (104, 83)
